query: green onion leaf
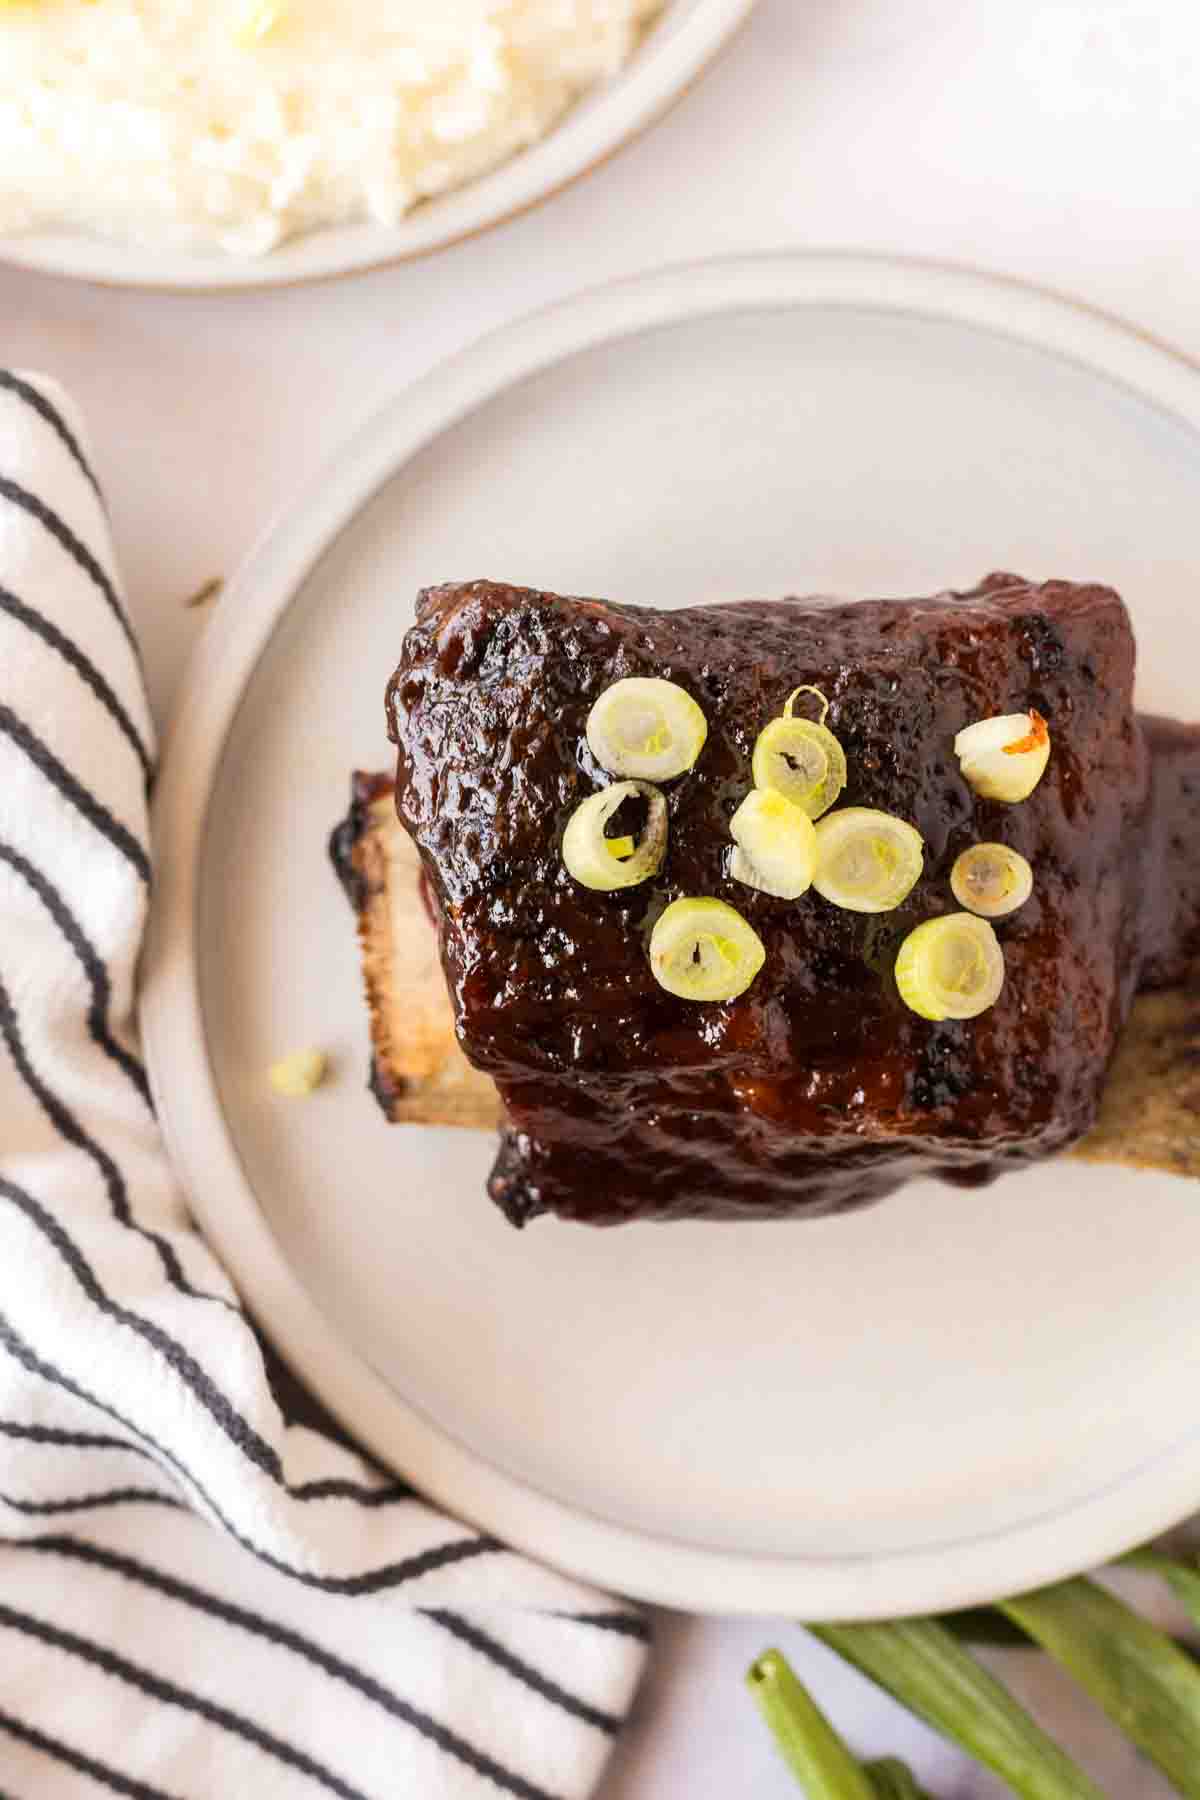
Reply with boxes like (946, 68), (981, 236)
(753, 715), (847, 820)
(561, 780), (667, 891)
(894, 913), (1005, 1022)
(863, 1759), (935, 1800)
(586, 677), (708, 781)
(1122, 1545), (1200, 1628)
(650, 897), (766, 1002)
(747, 1651), (876, 1799)
(1000, 1576), (1200, 1797)
(813, 1618), (1104, 1799)
(941, 1609), (1034, 1651)
(813, 809), (924, 914)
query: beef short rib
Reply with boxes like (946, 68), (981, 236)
(388, 575), (1154, 1227)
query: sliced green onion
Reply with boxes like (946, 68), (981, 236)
(895, 913), (1004, 1021)
(812, 808), (924, 913)
(586, 677), (707, 781)
(746, 1650), (877, 1800)
(751, 686), (842, 818)
(268, 1048), (327, 1097)
(950, 843), (1034, 919)
(650, 897), (765, 1002)
(785, 685), (834, 725)
(1000, 1578), (1200, 1799)
(561, 781), (666, 891)
(813, 1619), (1104, 1800)
(955, 710), (1050, 803)
(730, 789), (817, 900)
(753, 717), (847, 820)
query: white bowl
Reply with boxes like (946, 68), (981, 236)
(0, 0), (755, 293)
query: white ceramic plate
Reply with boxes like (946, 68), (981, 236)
(143, 253), (1200, 1618)
(0, 0), (752, 292)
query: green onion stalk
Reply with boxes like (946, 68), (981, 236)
(1000, 1576), (1200, 1798)
(747, 1651), (878, 1799)
(809, 1619), (1103, 1799)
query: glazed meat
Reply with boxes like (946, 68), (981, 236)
(387, 575), (1161, 1227)
(334, 755), (1200, 1181)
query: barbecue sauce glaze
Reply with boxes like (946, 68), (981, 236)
(388, 576), (1200, 1226)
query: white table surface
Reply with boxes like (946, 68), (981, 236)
(5, 0), (1200, 1790)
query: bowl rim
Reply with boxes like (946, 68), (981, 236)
(0, 0), (757, 294)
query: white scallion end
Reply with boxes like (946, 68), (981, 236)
(729, 788), (817, 900)
(950, 843), (1034, 919)
(954, 710), (1050, 803)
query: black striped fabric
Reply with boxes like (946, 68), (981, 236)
(0, 371), (647, 1797)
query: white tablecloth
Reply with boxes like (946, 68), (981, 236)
(5, 1), (1198, 1789)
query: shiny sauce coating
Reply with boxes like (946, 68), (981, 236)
(388, 576), (1192, 1226)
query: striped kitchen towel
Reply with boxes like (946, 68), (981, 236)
(0, 371), (647, 1799)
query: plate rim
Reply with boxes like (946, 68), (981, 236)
(143, 250), (1200, 1617)
(0, 0), (755, 294)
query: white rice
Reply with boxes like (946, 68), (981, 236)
(0, 0), (663, 256)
